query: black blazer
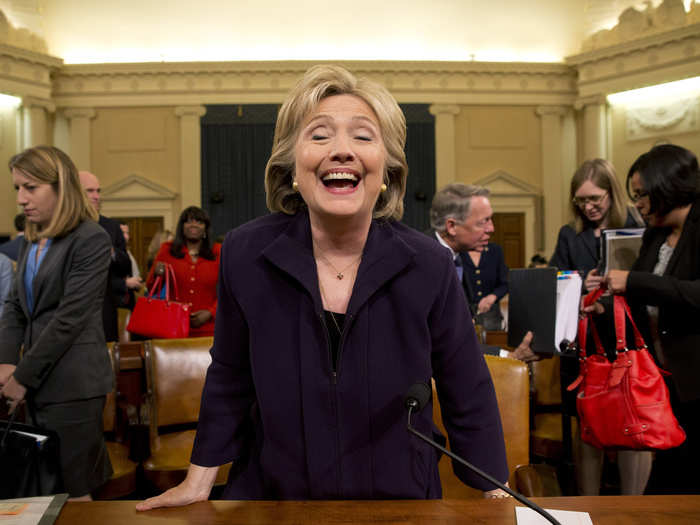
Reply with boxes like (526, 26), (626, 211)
(98, 215), (130, 341)
(626, 199), (700, 402)
(0, 220), (114, 404)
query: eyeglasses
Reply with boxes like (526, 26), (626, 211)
(572, 192), (608, 208)
(630, 191), (649, 203)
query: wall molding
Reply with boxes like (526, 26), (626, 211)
(567, 23), (700, 98)
(0, 43), (62, 100)
(51, 60), (577, 108)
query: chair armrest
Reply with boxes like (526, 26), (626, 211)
(514, 463), (562, 497)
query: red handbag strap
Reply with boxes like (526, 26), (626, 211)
(147, 275), (162, 299)
(577, 286), (608, 359)
(146, 263), (178, 302)
(166, 263), (178, 301)
(613, 295), (646, 351)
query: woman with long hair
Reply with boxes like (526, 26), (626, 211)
(146, 206), (221, 337)
(0, 145), (113, 499)
(550, 158), (648, 496)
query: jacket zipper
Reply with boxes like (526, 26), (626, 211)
(317, 311), (355, 498)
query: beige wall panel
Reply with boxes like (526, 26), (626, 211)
(0, 107), (20, 236)
(609, 104), (700, 185)
(454, 106), (542, 189)
(90, 106), (181, 209)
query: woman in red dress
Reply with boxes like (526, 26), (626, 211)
(147, 206), (221, 337)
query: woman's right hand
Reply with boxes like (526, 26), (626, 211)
(135, 464), (218, 511)
(584, 268), (604, 292)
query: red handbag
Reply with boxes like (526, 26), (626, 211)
(567, 287), (685, 450)
(126, 263), (190, 339)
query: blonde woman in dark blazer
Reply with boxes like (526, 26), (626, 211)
(0, 146), (113, 499)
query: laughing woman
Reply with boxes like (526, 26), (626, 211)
(0, 146), (113, 499)
(137, 65), (508, 508)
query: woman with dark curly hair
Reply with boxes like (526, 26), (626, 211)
(145, 206), (221, 337)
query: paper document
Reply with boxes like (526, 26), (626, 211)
(0, 494), (67, 525)
(515, 506), (594, 525)
(555, 271), (582, 351)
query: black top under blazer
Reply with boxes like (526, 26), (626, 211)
(0, 220), (114, 404)
(626, 198), (700, 402)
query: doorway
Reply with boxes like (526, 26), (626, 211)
(114, 216), (164, 275)
(492, 212), (525, 269)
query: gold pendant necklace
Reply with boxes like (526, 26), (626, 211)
(313, 243), (362, 280)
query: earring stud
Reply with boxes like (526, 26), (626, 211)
(292, 181), (299, 191)
(380, 183), (387, 193)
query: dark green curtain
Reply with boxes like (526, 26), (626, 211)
(201, 105), (276, 239)
(401, 104), (435, 232)
(200, 103), (435, 238)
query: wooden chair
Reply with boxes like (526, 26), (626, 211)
(530, 355), (576, 461)
(93, 343), (139, 500)
(117, 307), (131, 343)
(432, 354), (559, 497)
(142, 337), (231, 491)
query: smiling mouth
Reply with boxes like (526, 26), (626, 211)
(321, 172), (359, 189)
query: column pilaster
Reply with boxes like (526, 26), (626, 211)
(536, 105), (567, 255)
(428, 104), (460, 189)
(21, 97), (55, 149)
(175, 105), (207, 207)
(575, 95), (609, 160)
(64, 107), (96, 171)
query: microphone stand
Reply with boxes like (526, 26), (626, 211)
(406, 404), (562, 525)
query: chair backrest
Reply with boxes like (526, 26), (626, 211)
(103, 342), (118, 433)
(143, 337), (214, 429)
(118, 307), (131, 343)
(432, 354), (529, 497)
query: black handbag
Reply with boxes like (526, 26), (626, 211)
(0, 408), (64, 498)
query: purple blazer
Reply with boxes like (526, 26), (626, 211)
(191, 211), (508, 499)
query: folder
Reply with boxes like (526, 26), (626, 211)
(599, 228), (645, 274)
(507, 268), (581, 354)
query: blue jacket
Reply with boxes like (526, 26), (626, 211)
(191, 211), (508, 499)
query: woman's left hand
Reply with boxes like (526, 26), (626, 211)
(190, 310), (213, 328)
(484, 482), (511, 499)
(1, 375), (27, 414)
(605, 270), (629, 294)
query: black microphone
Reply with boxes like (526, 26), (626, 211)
(404, 382), (562, 525)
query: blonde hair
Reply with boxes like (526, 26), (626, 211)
(569, 159), (632, 233)
(9, 145), (97, 242)
(265, 65), (408, 221)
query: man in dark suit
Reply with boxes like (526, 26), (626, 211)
(79, 171), (131, 342)
(428, 183), (535, 361)
(0, 214), (25, 261)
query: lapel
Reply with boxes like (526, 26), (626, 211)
(30, 231), (73, 316)
(580, 228), (598, 263)
(262, 212), (416, 315)
(16, 239), (30, 317)
(664, 199), (700, 276)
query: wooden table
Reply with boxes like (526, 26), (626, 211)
(56, 496), (700, 524)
